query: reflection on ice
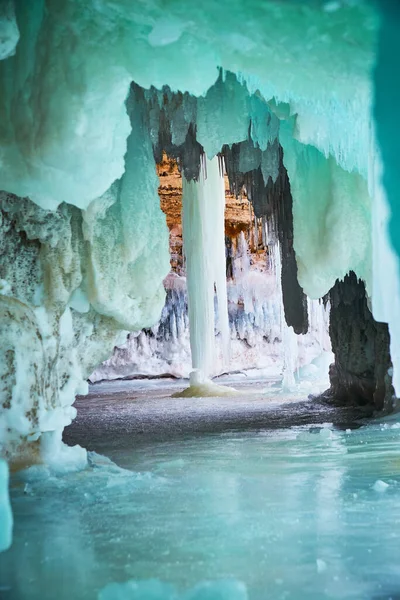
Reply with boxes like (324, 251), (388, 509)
(99, 578), (247, 600)
(2, 423), (400, 600)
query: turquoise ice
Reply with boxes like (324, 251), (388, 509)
(2, 419), (400, 599)
(0, 460), (12, 551)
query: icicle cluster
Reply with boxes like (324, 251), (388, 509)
(92, 233), (331, 384)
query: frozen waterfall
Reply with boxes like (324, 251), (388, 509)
(182, 155), (230, 386)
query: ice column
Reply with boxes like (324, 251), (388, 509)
(233, 232), (253, 314)
(0, 460), (12, 551)
(271, 243), (299, 390)
(182, 156), (229, 383)
(308, 297), (330, 354)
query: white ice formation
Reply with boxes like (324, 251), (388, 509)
(182, 155), (229, 387)
(92, 234), (331, 386)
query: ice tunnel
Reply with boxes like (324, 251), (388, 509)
(1, 0), (400, 598)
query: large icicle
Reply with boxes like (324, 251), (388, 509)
(0, 459), (12, 551)
(279, 119), (372, 300)
(181, 155), (230, 388)
(270, 242), (298, 391)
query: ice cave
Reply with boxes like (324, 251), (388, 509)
(1, 0), (400, 598)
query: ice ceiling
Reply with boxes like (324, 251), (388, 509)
(0, 0), (399, 466)
(0, 0), (377, 208)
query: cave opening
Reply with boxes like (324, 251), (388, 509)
(2, 1), (400, 599)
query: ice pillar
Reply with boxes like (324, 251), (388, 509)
(182, 155), (229, 383)
(271, 242), (298, 391)
(0, 460), (12, 551)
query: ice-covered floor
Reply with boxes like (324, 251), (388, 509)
(2, 382), (400, 600)
(63, 375), (364, 454)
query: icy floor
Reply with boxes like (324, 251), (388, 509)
(2, 390), (400, 600)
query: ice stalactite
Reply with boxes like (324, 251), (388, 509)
(83, 85), (170, 331)
(0, 0), (19, 60)
(270, 243), (298, 391)
(181, 155), (230, 388)
(196, 71), (250, 159)
(0, 0), (377, 213)
(231, 232), (253, 316)
(308, 298), (330, 358)
(279, 120), (372, 301)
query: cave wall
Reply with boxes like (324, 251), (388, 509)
(0, 87), (170, 461)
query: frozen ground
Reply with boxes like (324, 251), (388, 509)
(2, 380), (400, 600)
(63, 375), (361, 455)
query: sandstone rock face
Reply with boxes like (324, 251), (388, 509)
(158, 155), (263, 274)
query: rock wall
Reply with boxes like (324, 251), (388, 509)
(158, 155), (264, 274)
(326, 272), (394, 411)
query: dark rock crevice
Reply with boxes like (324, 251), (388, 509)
(325, 272), (394, 412)
(223, 142), (309, 335)
(271, 150), (308, 335)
